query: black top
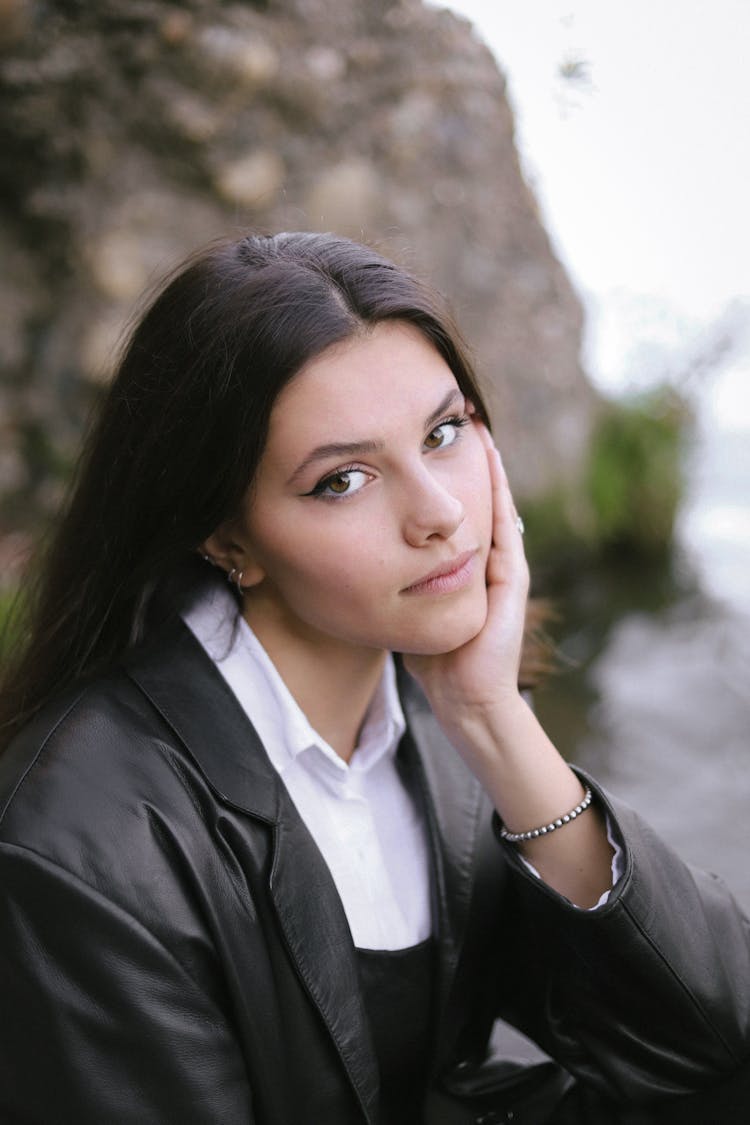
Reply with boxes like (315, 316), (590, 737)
(356, 939), (435, 1125)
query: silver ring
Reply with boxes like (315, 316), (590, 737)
(515, 514), (525, 536)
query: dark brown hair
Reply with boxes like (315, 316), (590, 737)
(0, 231), (543, 749)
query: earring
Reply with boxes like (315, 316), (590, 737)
(227, 567), (244, 593)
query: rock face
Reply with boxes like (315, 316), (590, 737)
(0, 0), (597, 533)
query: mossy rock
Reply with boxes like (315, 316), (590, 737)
(523, 384), (691, 578)
(585, 385), (690, 556)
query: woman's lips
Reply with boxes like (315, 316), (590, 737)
(401, 549), (478, 595)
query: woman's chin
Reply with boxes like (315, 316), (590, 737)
(400, 600), (488, 656)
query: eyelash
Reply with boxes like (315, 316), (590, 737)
(306, 413), (470, 501)
(424, 413), (469, 449)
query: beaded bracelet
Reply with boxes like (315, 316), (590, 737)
(498, 786), (593, 843)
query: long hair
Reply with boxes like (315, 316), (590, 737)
(0, 232), (543, 750)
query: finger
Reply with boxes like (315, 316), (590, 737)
(472, 419), (526, 553)
(470, 419), (504, 542)
(471, 415), (494, 454)
(486, 445), (529, 590)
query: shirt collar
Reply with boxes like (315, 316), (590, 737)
(182, 582), (406, 780)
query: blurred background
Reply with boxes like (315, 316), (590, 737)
(1, 0), (747, 907)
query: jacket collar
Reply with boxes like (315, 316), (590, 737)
(127, 616), (282, 822)
(127, 618), (484, 1117)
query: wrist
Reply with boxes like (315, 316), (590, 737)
(436, 693), (585, 824)
(438, 689), (531, 754)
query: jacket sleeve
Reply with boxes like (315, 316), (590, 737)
(0, 842), (254, 1125)
(494, 775), (750, 1105)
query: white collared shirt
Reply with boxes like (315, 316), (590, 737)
(183, 583), (432, 950)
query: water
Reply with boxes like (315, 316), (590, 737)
(534, 385), (750, 913)
(680, 424), (750, 616)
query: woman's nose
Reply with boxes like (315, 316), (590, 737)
(401, 468), (465, 546)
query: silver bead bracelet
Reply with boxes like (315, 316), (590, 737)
(498, 786), (594, 843)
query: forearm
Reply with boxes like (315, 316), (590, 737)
(443, 692), (614, 908)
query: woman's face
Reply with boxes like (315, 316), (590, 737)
(229, 320), (493, 658)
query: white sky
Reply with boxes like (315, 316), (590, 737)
(429, 0), (750, 426)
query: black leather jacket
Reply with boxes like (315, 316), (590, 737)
(1, 619), (749, 1123)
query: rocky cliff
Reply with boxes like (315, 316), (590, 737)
(0, 0), (597, 537)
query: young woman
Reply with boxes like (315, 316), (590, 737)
(0, 232), (748, 1124)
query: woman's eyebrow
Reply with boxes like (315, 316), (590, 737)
(287, 438), (384, 485)
(287, 386), (464, 486)
(425, 387), (463, 430)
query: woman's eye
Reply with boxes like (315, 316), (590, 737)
(310, 468), (370, 499)
(424, 416), (468, 450)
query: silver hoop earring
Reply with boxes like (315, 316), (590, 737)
(227, 567), (244, 593)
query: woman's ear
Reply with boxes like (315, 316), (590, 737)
(200, 523), (266, 590)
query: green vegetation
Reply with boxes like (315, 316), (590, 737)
(523, 384), (692, 575)
(0, 589), (21, 666)
(585, 385), (690, 554)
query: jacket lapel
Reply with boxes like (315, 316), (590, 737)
(398, 666), (486, 1061)
(269, 807), (379, 1119)
(127, 617), (281, 821)
(127, 619), (379, 1122)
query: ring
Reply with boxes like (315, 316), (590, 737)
(515, 514), (525, 536)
